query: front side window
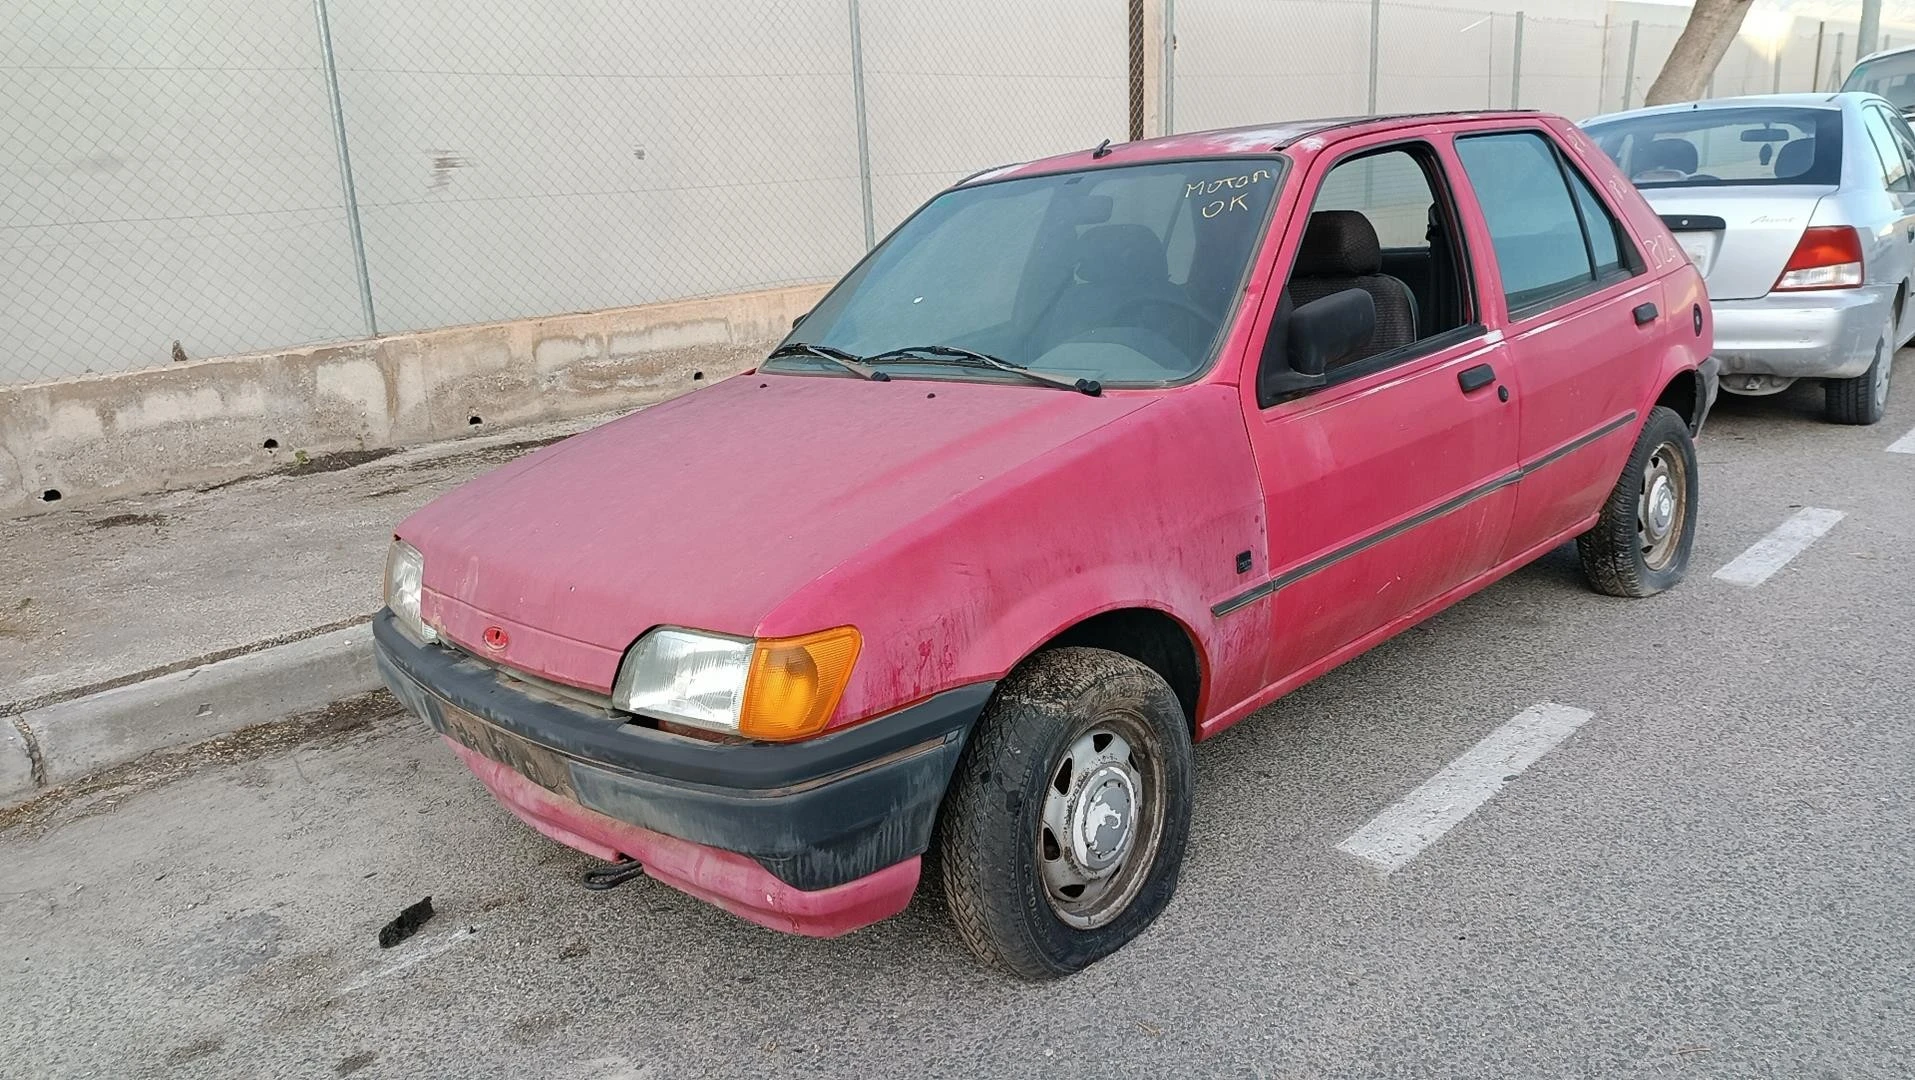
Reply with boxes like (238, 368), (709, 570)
(1583, 106), (1843, 187)
(1271, 143), (1475, 381)
(769, 160), (1283, 387)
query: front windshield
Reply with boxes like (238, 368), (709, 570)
(768, 159), (1284, 387)
(1844, 53), (1915, 110)
(1584, 106), (1843, 188)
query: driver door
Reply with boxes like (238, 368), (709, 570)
(1240, 136), (1520, 686)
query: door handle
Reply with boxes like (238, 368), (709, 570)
(1633, 302), (1659, 325)
(1458, 364), (1497, 394)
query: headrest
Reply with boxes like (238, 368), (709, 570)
(1294, 210), (1382, 277)
(1775, 137), (1816, 179)
(1075, 224), (1170, 287)
(1640, 137), (1699, 175)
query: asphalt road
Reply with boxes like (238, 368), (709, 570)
(4, 372), (1913, 1080)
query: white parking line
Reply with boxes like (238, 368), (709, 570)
(1888, 425), (1915, 454)
(1336, 703), (1595, 873)
(1711, 507), (1846, 587)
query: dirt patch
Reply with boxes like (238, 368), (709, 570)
(287, 447), (400, 477)
(87, 512), (167, 530)
(0, 597), (34, 640)
(165, 1036), (225, 1065)
(0, 691), (405, 834)
(200, 447), (401, 493)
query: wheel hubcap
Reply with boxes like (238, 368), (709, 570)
(1636, 442), (1689, 572)
(1070, 764), (1136, 872)
(1875, 341), (1893, 411)
(1038, 719), (1163, 930)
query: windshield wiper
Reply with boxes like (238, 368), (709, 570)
(862, 344), (1102, 396)
(765, 342), (891, 381)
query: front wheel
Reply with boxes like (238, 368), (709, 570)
(1576, 405), (1698, 598)
(938, 647), (1193, 980)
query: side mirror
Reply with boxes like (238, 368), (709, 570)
(792, 311), (809, 329)
(1258, 288), (1375, 403)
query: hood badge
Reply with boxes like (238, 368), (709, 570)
(482, 626), (510, 651)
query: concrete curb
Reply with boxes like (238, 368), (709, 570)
(4, 622), (380, 805)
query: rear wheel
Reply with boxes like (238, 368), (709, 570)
(1825, 319), (1894, 426)
(938, 647), (1193, 980)
(1577, 406), (1698, 598)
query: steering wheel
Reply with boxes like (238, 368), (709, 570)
(1110, 295), (1216, 354)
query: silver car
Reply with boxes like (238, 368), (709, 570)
(1584, 93), (1913, 425)
(1842, 46), (1915, 118)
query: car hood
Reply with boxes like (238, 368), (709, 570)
(399, 371), (1155, 692)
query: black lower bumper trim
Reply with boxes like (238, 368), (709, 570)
(372, 610), (994, 891)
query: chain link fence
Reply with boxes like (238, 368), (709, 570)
(6, 0), (1915, 386)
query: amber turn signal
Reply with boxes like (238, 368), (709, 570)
(737, 626), (862, 741)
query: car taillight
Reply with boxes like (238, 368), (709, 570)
(1773, 226), (1864, 291)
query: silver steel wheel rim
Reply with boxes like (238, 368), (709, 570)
(1637, 441), (1688, 572)
(1037, 713), (1164, 930)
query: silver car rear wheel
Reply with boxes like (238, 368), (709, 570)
(1826, 318), (1894, 426)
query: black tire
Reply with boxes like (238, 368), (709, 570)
(1576, 405), (1698, 598)
(938, 647), (1193, 980)
(1825, 321), (1894, 426)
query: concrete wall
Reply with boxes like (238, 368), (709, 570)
(0, 283), (827, 517)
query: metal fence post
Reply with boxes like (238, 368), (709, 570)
(1622, 21), (1639, 110)
(1813, 22), (1826, 91)
(1511, 11), (1524, 108)
(848, 0), (875, 251)
(1367, 0), (1382, 113)
(313, 0), (376, 338)
(1163, 0), (1176, 134)
(1773, 42), (1784, 92)
(1834, 32), (1846, 91)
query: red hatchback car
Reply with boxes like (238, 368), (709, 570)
(376, 111), (1718, 979)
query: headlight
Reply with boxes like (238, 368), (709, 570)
(384, 539), (435, 642)
(613, 626), (861, 742)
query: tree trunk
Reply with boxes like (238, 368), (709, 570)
(1643, 0), (1756, 106)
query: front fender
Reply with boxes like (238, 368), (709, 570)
(761, 383), (1269, 731)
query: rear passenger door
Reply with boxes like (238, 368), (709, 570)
(1861, 103), (1915, 322)
(1451, 128), (1662, 563)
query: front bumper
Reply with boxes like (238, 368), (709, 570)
(372, 610), (993, 936)
(1710, 288), (1894, 383)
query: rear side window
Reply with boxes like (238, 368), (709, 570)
(1582, 106), (1843, 187)
(1456, 132), (1637, 313)
(1861, 107), (1914, 192)
(1567, 168), (1625, 276)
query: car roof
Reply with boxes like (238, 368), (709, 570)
(1853, 43), (1915, 68)
(1585, 93), (1853, 126)
(961, 110), (1546, 185)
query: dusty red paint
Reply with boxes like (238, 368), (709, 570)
(445, 739), (919, 937)
(396, 111), (1710, 933)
